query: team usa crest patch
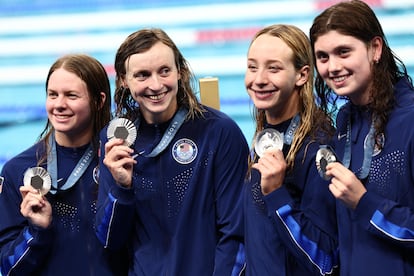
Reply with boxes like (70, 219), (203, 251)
(172, 138), (198, 164)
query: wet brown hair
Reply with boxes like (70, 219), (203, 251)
(310, 0), (412, 147)
(37, 54), (111, 165)
(113, 28), (204, 121)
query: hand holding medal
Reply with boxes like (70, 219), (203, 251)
(105, 118), (139, 188)
(21, 166), (52, 228)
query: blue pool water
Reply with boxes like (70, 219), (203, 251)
(1, 0), (413, 170)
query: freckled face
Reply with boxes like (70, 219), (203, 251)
(314, 30), (377, 105)
(245, 34), (301, 121)
(46, 68), (92, 145)
(123, 42), (180, 124)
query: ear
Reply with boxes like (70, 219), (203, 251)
(295, 65), (310, 87)
(98, 92), (107, 110)
(371, 36), (383, 63)
(119, 74), (128, 88)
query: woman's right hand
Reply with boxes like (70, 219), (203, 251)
(326, 162), (367, 209)
(103, 138), (137, 188)
(252, 148), (287, 195)
(20, 186), (52, 229)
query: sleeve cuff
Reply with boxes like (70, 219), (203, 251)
(264, 186), (292, 216)
(354, 191), (382, 223)
(111, 182), (135, 204)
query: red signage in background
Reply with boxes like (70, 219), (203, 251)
(196, 27), (261, 43)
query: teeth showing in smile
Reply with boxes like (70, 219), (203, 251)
(333, 76), (346, 82)
(255, 90), (275, 94)
(148, 93), (165, 100)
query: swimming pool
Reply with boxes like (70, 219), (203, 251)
(1, 0), (413, 170)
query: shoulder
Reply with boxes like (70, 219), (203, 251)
(1, 143), (42, 184)
(394, 77), (414, 110)
(185, 106), (248, 148)
(391, 79), (414, 120)
(185, 106), (243, 134)
(3, 143), (42, 169)
(197, 105), (241, 129)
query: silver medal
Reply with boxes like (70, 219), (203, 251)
(23, 167), (52, 195)
(107, 118), (137, 147)
(316, 146), (337, 180)
(254, 128), (284, 157)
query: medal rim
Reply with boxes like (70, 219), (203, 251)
(315, 147), (336, 180)
(107, 117), (137, 147)
(23, 166), (52, 195)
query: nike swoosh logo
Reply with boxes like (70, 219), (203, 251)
(338, 133), (347, 140)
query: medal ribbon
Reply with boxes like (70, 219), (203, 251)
(341, 117), (375, 179)
(134, 107), (188, 157)
(283, 113), (300, 145)
(47, 133), (94, 194)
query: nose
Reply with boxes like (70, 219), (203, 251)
(54, 95), (67, 109)
(254, 69), (269, 86)
(328, 56), (342, 73)
(148, 74), (163, 91)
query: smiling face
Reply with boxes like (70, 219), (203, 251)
(314, 30), (381, 105)
(122, 41), (180, 124)
(46, 68), (93, 146)
(245, 34), (304, 124)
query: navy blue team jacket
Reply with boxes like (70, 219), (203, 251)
(333, 77), (414, 276)
(0, 142), (126, 275)
(244, 117), (339, 276)
(95, 106), (249, 276)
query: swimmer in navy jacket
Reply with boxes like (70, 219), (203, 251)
(95, 28), (249, 275)
(243, 24), (338, 275)
(0, 54), (126, 275)
(311, 1), (414, 275)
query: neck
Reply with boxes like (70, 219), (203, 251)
(265, 105), (300, 125)
(142, 101), (179, 125)
(350, 86), (372, 106)
(54, 131), (91, 148)
(265, 90), (300, 125)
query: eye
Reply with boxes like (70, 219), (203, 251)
(133, 71), (149, 81)
(47, 91), (58, 98)
(316, 52), (328, 63)
(268, 65), (281, 73)
(338, 48), (351, 57)
(159, 67), (171, 77)
(68, 93), (79, 99)
(247, 64), (258, 72)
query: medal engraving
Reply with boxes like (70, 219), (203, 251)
(107, 118), (137, 146)
(254, 128), (284, 157)
(23, 167), (52, 195)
